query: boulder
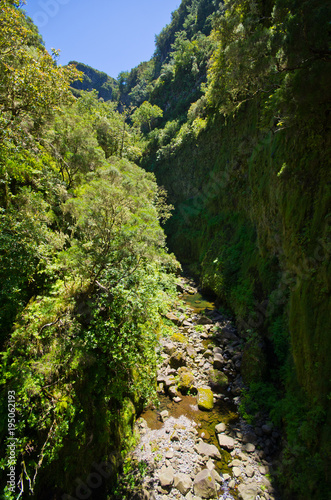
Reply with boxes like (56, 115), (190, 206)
(163, 342), (176, 355)
(195, 441), (222, 460)
(174, 473), (192, 495)
(215, 423), (226, 434)
(197, 387), (214, 411)
(213, 353), (225, 369)
(243, 443), (255, 453)
(177, 367), (195, 394)
(186, 345), (198, 358)
(158, 466), (174, 488)
(208, 368), (228, 392)
(197, 316), (214, 325)
(166, 312), (181, 325)
(169, 351), (187, 369)
(217, 433), (234, 450)
(237, 483), (260, 500)
(193, 469), (217, 498)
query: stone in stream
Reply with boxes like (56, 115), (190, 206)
(215, 422), (226, 434)
(197, 387), (214, 411)
(217, 433), (235, 450)
(195, 441), (222, 460)
(174, 473), (192, 495)
(160, 410), (169, 422)
(193, 469), (217, 498)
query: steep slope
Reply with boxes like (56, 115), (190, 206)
(124, 0), (331, 498)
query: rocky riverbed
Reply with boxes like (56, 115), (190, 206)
(130, 278), (281, 500)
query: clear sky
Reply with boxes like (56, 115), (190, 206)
(23, 0), (181, 78)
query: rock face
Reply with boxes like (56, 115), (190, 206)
(197, 387), (214, 410)
(193, 469), (217, 498)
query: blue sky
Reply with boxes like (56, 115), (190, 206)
(23, 0), (181, 78)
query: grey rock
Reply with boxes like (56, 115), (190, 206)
(213, 353), (225, 369)
(217, 433), (235, 450)
(195, 441), (222, 459)
(174, 473), (193, 495)
(215, 423), (226, 434)
(193, 469), (217, 498)
(237, 483), (260, 500)
(158, 466), (174, 488)
(243, 443), (255, 453)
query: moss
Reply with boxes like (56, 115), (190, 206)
(197, 387), (214, 411)
(177, 368), (195, 394)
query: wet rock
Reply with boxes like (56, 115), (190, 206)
(215, 423), (226, 434)
(160, 410), (169, 422)
(174, 473), (192, 495)
(193, 469), (217, 498)
(197, 387), (214, 411)
(217, 433), (235, 450)
(195, 441), (222, 460)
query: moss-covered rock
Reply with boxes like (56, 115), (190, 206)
(208, 368), (228, 392)
(177, 367), (195, 394)
(197, 387), (214, 411)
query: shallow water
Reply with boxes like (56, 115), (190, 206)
(141, 393), (238, 476)
(181, 292), (215, 313)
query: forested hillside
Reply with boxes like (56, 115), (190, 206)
(114, 0), (330, 498)
(0, 2), (177, 498)
(0, 0), (330, 499)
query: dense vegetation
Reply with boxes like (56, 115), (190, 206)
(0, 2), (177, 498)
(0, 0), (330, 499)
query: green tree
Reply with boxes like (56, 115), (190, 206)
(131, 101), (163, 132)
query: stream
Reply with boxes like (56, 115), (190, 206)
(131, 277), (280, 500)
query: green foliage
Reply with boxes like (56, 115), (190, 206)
(0, 5), (178, 497)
